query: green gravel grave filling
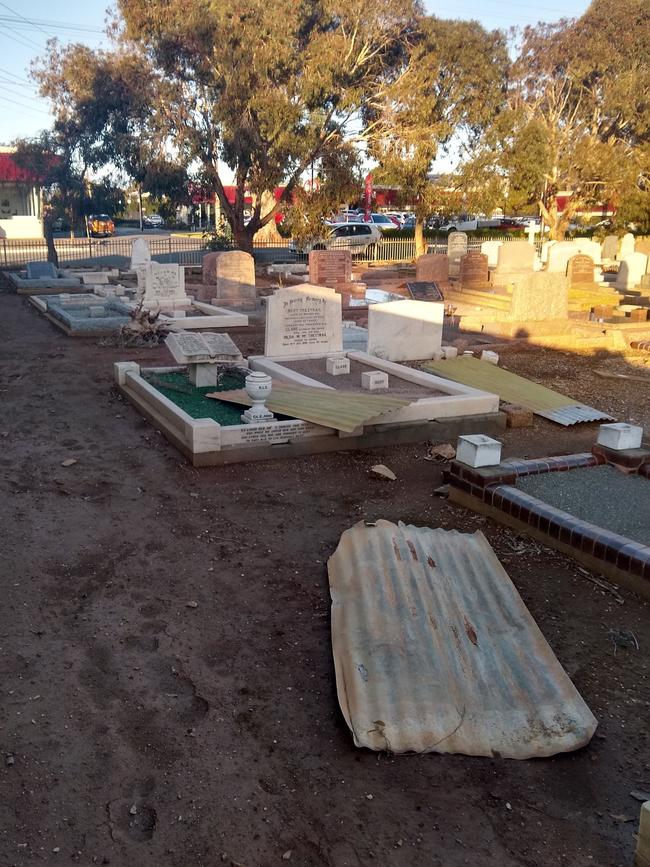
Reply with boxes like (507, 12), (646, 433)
(145, 370), (247, 426)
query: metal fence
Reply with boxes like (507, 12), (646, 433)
(0, 232), (536, 270)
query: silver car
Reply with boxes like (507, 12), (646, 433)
(291, 221), (382, 254)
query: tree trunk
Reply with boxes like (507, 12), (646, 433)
(414, 218), (426, 258)
(43, 214), (59, 267)
(233, 224), (255, 254)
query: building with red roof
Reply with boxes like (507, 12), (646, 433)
(0, 147), (43, 238)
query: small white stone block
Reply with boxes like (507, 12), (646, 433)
(167, 310), (187, 318)
(361, 370), (389, 391)
(326, 356), (350, 376)
(456, 434), (502, 468)
(597, 422), (643, 450)
(113, 361), (140, 386)
(481, 350), (499, 365)
(432, 351), (444, 362)
(188, 363), (219, 387)
(442, 346), (458, 359)
(462, 351), (474, 357)
(89, 306), (106, 317)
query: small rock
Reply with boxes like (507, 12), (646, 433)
(129, 804), (137, 816)
(506, 802), (512, 811)
(61, 458), (78, 467)
(53, 848), (60, 854)
(282, 852), (292, 861)
(366, 794), (373, 800)
(190, 492), (199, 498)
(186, 601), (198, 609)
(370, 464), (396, 481)
(426, 442), (456, 462)
(6, 755), (15, 767)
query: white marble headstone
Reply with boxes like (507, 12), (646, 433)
(131, 237), (151, 268)
(138, 262), (187, 306)
(615, 252), (648, 290)
(264, 284), (342, 359)
(367, 299), (444, 362)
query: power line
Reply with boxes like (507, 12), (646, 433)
(0, 22), (47, 52)
(0, 0), (50, 38)
(0, 92), (51, 115)
(0, 16), (104, 35)
(0, 65), (32, 85)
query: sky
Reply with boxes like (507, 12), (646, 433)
(0, 0), (592, 146)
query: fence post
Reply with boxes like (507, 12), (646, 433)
(2, 238), (6, 267)
(88, 235), (93, 260)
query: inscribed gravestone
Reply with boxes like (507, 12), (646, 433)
(26, 261), (58, 280)
(480, 240), (502, 268)
(567, 254), (595, 285)
(575, 238), (601, 265)
(139, 262), (187, 306)
(509, 273), (569, 322)
(308, 250), (352, 288)
(615, 252), (648, 290)
(459, 252), (489, 288)
(601, 235), (619, 261)
(166, 331), (243, 365)
(206, 250), (256, 306)
(447, 232), (468, 277)
(416, 253), (449, 284)
(367, 299), (444, 362)
(130, 237), (151, 268)
(264, 284), (342, 358)
(619, 233), (635, 259)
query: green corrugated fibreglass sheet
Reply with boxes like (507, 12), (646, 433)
(208, 382), (411, 433)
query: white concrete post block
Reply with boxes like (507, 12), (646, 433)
(361, 370), (389, 391)
(188, 363), (219, 388)
(114, 361), (140, 386)
(442, 346), (458, 359)
(634, 801), (650, 867)
(480, 350), (499, 365)
(456, 434), (502, 468)
(596, 422), (643, 450)
(326, 356), (351, 376)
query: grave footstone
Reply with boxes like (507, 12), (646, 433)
(405, 282), (444, 302)
(264, 284), (343, 358)
(601, 235), (619, 261)
(26, 261), (58, 280)
(567, 254), (595, 286)
(459, 252), (489, 289)
(615, 252), (648, 290)
(480, 240), (502, 268)
(308, 249), (352, 288)
(509, 272), (569, 321)
(415, 253), (449, 284)
(130, 238), (151, 268)
(367, 299), (444, 362)
(447, 232), (468, 277)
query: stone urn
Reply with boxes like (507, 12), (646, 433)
(241, 371), (275, 424)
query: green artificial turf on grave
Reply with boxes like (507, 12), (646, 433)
(146, 370), (248, 426)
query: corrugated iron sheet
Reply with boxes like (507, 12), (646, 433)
(423, 356), (612, 425)
(209, 382), (410, 433)
(328, 520), (597, 758)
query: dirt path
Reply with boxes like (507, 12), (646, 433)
(1, 290), (649, 867)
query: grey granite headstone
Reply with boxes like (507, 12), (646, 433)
(26, 261), (57, 280)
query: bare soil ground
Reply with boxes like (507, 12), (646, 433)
(1, 288), (649, 867)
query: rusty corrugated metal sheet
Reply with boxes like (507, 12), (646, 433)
(423, 357), (612, 426)
(328, 520), (597, 757)
(209, 382), (410, 433)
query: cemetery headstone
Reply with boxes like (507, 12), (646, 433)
(415, 253), (449, 284)
(459, 252), (489, 289)
(165, 331), (243, 365)
(138, 262), (187, 307)
(447, 232), (468, 277)
(546, 241), (581, 274)
(619, 233), (635, 259)
(367, 299), (444, 362)
(26, 261), (58, 280)
(130, 237), (151, 268)
(204, 250), (256, 307)
(264, 284), (343, 358)
(601, 235), (619, 261)
(567, 254), (595, 285)
(615, 252), (648, 290)
(308, 249), (352, 288)
(480, 240), (502, 268)
(492, 240), (536, 285)
(509, 273), (569, 322)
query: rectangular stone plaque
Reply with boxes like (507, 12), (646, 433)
(166, 331), (242, 365)
(238, 420), (314, 444)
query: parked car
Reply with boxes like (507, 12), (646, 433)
(143, 213), (164, 228)
(87, 214), (114, 237)
(440, 218), (478, 232)
(290, 221), (382, 254)
(366, 213), (398, 233)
